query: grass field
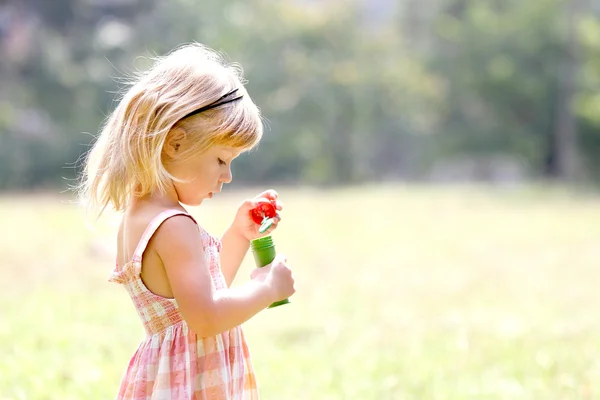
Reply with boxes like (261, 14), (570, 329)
(1, 184), (599, 399)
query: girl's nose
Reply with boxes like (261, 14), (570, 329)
(221, 166), (233, 183)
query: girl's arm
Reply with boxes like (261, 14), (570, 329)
(219, 225), (249, 286)
(154, 215), (292, 337)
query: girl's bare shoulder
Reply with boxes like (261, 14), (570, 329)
(117, 200), (189, 265)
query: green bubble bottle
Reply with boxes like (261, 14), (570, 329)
(250, 234), (291, 308)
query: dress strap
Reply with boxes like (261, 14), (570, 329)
(131, 209), (198, 263)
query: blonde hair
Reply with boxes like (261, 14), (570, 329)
(78, 43), (263, 218)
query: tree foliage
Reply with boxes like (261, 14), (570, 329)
(0, 0), (598, 189)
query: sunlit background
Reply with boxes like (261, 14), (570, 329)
(1, 0), (600, 399)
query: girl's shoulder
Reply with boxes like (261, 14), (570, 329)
(117, 203), (198, 267)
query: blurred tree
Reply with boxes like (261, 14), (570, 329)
(0, 0), (599, 189)
(574, 4), (600, 180)
(551, 0), (581, 180)
(0, 0), (153, 188)
(429, 0), (600, 182)
(431, 0), (566, 174)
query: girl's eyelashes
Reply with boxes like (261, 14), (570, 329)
(218, 158), (226, 165)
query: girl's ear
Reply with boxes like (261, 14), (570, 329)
(164, 127), (187, 159)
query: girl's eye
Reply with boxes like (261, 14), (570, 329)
(218, 158), (226, 165)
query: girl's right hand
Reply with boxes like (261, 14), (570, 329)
(250, 254), (295, 302)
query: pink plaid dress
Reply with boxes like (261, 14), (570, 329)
(109, 209), (259, 400)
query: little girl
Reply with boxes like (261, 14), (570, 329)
(79, 43), (296, 399)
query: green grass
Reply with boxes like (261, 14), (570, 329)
(1, 184), (600, 399)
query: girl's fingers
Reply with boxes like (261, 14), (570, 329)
(250, 265), (269, 280)
(265, 214), (281, 232)
(256, 189), (278, 201)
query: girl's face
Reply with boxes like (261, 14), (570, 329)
(167, 145), (241, 206)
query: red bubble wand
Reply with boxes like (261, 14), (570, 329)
(250, 199), (277, 234)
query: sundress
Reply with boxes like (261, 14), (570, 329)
(109, 209), (259, 399)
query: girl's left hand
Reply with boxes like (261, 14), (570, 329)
(231, 189), (283, 241)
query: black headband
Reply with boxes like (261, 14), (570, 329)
(181, 88), (244, 120)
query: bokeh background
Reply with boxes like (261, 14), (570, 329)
(1, 0), (600, 399)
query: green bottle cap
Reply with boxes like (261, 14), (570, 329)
(258, 217), (274, 234)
